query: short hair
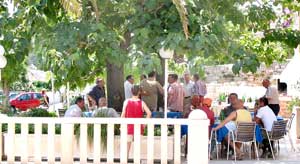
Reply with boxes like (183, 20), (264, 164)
(148, 71), (156, 78)
(229, 93), (238, 98)
(141, 74), (147, 79)
(126, 75), (133, 80)
(259, 97), (269, 106)
(75, 97), (84, 104)
(131, 85), (140, 96)
(193, 74), (200, 81)
(169, 74), (178, 80)
(96, 78), (103, 84)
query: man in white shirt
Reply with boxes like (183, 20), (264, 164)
(124, 75), (134, 99)
(254, 97), (277, 157)
(64, 97), (85, 117)
(183, 71), (194, 117)
(262, 79), (280, 116)
(254, 97), (277, 131)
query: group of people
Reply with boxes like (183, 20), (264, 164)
(64, 72), (281, 160)
(123, 71), (208, 118)
(210, 78), (281, 160)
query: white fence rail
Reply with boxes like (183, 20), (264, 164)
(0, 116), (209, 164)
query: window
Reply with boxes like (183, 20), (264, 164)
(18, 94), (31, 100)
(34, 93), (42, 99)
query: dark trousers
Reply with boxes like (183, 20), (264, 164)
(268, 104), (280, 116)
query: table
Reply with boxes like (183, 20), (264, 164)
(151, 111), (183, 118)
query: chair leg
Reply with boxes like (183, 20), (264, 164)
(249, 143), (251, 160)
(227, 137), (230, 160)
(233, 141), (236, 162)
(209, 132), (213, 160)
(288, 132), (296, 152)
(254, 142), (259, 161)
(215, 134), (219, 160)
(266, 132), (275, 160)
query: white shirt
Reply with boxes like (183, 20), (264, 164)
(265, 86), (279, 104)
(183, 80), (194, 97)
(93, 107), (119, 117)
(124, 80), (133, 99)
(64, 104), (82, 117)
(256, 105), (277, 131)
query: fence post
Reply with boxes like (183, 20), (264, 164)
(61, 123), (74, 163)
(187, 110), (209, 164)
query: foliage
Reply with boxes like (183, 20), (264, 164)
(287, 98), (300, 112)
(1, 108), (59, 134)
(75, 112), (120, 148)
(19, 108), (57, 117)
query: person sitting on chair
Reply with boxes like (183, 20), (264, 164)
(212, 99), (252, 160)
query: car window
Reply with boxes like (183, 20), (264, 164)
(33, 93), (42, 99)
(18, 94), (31, 100)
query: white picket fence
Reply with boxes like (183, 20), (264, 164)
(0, 114), (209, 164)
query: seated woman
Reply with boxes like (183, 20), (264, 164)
(212, 99), (252, 160)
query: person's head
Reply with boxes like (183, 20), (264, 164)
(87, 94), (96, 106)
(98, 97), (108, 107)
(131, 85), (141, 96)
(191, 96), (201, 108)
(184, 71), (191, 82)
(96, 78), (105, 87)
(203, 98), (212, 108)
(262, 78), (270, 88)
(232, 99), (244, 110)
(75, 97), (85, 109)
(193, 74), (200, 82)
(258, 97), (269, 107)
(148, 71), (156, 78)
(168, 74), (178, 83)
(140, 74), (147, 81)
(228, 93), (238, 104)
(126, 75), (134, 84)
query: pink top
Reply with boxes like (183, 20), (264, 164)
(168, 82), (184, 112)
(124, 99), (144, 135)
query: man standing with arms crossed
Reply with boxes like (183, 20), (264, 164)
(262, 78), (280, 116)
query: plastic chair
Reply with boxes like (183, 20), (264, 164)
(209, 130), (219, 160)
(227, 122), (259, 161)
(262, 120), (288, 160)
(286, 113), (296, 151)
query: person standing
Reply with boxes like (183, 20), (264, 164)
(140, 71), (164, 111)
(64, 97), (85, 117)
(168, 74), (185, 112)
(183, 71), (194, 117)
(193, 74), (207, 105)
(121, 85), (151, 153)
(262, 78), (280, 116)
(89, 78), (106, 106)
(124, 75), (134, 99)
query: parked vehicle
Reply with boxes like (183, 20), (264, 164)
(10, 92), (43, 111)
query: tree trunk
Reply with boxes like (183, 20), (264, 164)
(2, 80), (10, 110)
(156, 57), (165, 110)
(106, 62), (124, 112)
(106, 31), (130, 112)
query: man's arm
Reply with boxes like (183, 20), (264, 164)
(212, 111), (237, 131)
(157, 82), (164, 95)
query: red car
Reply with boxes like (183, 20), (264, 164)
(10, 92), (43, 111)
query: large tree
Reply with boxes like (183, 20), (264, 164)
(2, 0), (300, 111)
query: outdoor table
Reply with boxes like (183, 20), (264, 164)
(151, 111), (183, 118)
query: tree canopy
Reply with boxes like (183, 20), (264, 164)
(1, 0), (300, 92)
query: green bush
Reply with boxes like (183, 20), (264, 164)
(1, 108), (60, 134)
(287, 98), (300, 112)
